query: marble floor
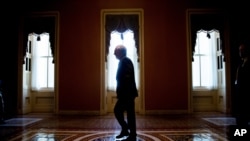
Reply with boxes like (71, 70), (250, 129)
(0, 112), (244, 141)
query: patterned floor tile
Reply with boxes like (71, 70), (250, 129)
(8, 129), (228, 141)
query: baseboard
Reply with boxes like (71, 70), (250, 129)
(57, 110), (100, 115)
(144, 110), (189, 115)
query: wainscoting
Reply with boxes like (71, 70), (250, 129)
(192, 90), (226, 112)
(22, 90), (54, 114)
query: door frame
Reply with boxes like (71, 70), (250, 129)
(186, 9), (231, 113)
(17, 11), (60, 114)
(100, 9), (145, 115)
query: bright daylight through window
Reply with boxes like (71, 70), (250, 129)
(192, 30), (219, 89)
(28, 33), (54, 90)
(107, 30), (139, 91)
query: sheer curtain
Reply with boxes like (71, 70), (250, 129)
(192, 30), (218, 89)
(30, 33), (54, 90)
(107, 30), (139, 91)
(29, 33), (39, 90)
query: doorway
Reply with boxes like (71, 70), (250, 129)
(106, 30), (140, 112)
(186, 9), (230, 113)
(100, 9), (144, 114)
(18, 12), (59, 114)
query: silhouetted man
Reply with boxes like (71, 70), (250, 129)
(114, 45), (138, 141)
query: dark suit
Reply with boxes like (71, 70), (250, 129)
(114, 56), (138, 136)
(234, 58), (250, 126)
(229, 58), (250, 140)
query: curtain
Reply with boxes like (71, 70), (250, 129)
(105, 15), (139, 61)
(29, 33), (39, 90)
(190, 14), (225, 62)
(23, 16), (55, 64)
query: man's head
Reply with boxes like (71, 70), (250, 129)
(114, 45), (127, 60)
(239, 40), (250, 59)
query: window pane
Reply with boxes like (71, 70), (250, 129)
(107, 32), (120, 90)
(192, 30), (219, 89)
(200, 55), (211, 87)
(48, 58), (54, 88)
(37, 58), (48, 88)
(29, 33), (54, 90)
(192, 56), (200, 87)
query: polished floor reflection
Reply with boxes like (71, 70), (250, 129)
(0, 112), (237, 140)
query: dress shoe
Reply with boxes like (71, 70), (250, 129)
(116, 130), (129, 138)
(121, 135), (137, 141)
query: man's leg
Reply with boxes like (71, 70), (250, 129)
(126, 98), (137, 138)
(114, 99), (129, 138)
